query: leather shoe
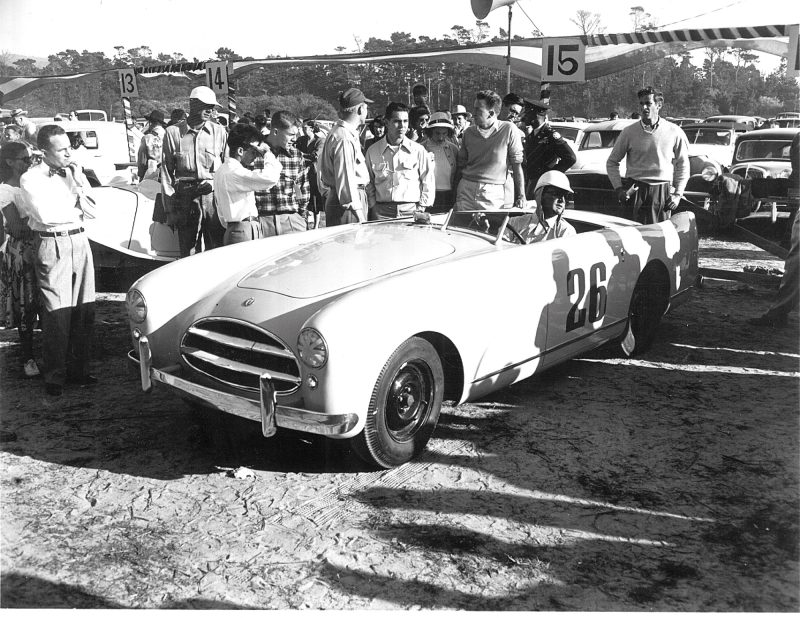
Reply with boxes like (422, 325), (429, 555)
(45, 383), (63, 396)
(747, 314), (788, 328)
(68, 374), (99, 386)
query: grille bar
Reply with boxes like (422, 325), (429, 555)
(186, 325), (296, 359)
(181, 347), (302, 385)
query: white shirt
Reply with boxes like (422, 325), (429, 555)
(213, 155), (282, 227)
(18, 163), (91, 232)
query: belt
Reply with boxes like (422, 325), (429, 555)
(232, 216), (259, 223)
(37, 227), (84, 237)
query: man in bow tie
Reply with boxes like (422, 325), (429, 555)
(18, 124), (96, 396)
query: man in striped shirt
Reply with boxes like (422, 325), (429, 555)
(249, 111), (310, 237)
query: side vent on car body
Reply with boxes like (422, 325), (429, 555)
(181, 317), (301, 394)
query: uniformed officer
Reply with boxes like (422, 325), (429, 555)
(521, 100), (576, 200)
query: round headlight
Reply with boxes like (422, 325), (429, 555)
(126, 289), (147, 323)
(297, 328), (328, 368)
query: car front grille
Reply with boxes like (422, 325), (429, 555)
(180, 318), (301, 394)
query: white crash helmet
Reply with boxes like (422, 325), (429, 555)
(534, 170), (574, 195)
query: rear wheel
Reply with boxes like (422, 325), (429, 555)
(350, 337), (444, 469)
(621, 276), (668, 357)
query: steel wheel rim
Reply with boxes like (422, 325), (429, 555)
(385, 360), (434, 441)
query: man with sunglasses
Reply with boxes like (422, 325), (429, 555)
(161, 86), (228, 257)
(18, 124), (96, 396)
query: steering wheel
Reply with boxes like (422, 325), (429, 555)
(501, 224), (526, 245)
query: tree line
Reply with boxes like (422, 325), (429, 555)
(1, 10), (797, 122)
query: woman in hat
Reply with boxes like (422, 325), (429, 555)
(423, 111), (460, 212)
(0, 141), (41, 377)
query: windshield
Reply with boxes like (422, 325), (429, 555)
(444, 211), (516, 243)
(735, 139), (792, 162)
(554, 127), (580, 141)
(579, 130), (620, 150)
(683, 128), (731, 146)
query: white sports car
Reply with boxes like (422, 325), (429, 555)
(127, 210), (698, 468)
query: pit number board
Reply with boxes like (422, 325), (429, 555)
(541, 38), (586, 83)
(118, 68), (139, 98)
(205, 61), (229, 96)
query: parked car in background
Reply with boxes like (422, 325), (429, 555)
(729, 128), (799, 180)
(704, 115), (758, 132)
(669, 117), (704, 127)
(127, 209), (698, 468)
(774, 117), (800, 129)
(776, 112), (800, 119)
(680, 123), (737, 167)
(549, 121), (586, 157)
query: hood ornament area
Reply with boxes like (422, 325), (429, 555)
(243, 297), (255, 307)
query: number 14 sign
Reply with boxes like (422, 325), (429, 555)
(541, 38), (586, 83)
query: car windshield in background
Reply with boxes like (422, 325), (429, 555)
(579, 131), (620, 150)
(735, 140), (792, 161)
(683, 128), (732, 145)
(444, 211), (511, 242)
(556, 127), (580, 141)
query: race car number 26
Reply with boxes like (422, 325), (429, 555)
(566, 262), (607, 332)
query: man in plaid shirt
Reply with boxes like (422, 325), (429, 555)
(250, 110), (310, 236)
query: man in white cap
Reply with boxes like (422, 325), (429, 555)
(10, 109), (37, 143)
(161, 85), (228, 256)
(318, 87), (373, 226)
(507, 171), (576, 243)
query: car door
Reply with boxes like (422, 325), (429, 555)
(543, 229), (633, 366)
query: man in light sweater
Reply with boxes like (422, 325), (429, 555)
(606, 86), (689, 224)
(454, 90), (525, 211)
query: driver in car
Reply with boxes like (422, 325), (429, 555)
(507, 171), (576, 243)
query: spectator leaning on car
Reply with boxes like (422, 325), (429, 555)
(365, 102), (434, 220)
(18, 124), (96, 397)
(160, 86), (228, 257)
(250, 110), (310, 237)
(213, 123), (282, 246)
(454, 89), (525, 211)
(318, 87), (373, 226)
(521, 99), (576, 200)
(606, 85), (689, 225)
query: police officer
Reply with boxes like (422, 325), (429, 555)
(521, 100), (576, 200)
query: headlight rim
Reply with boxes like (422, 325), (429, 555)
(126, 289), (147, 324)
(297, 327), (328, 369)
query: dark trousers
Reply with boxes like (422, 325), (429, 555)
(34, 232), (95, 386)
(623, 179), (672, 225)
(430, 190), (455, 214)
(174, 193), (225, 257)
(324, 188), (368, 227)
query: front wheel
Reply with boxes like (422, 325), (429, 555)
(350, 337), (444, 469)
(621, 277), (667, 357)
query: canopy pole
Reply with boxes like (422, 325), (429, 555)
(506, 5), (512, 94)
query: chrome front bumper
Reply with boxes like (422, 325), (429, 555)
(129, 336), (358, 437)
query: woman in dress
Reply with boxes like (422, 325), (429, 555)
(0, 141), (41, 377)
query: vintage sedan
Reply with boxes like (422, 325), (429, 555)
(126, 210), (698, 468)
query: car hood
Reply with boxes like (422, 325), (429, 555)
(687, 143), (733, 165)
(238, 224), (457, 298)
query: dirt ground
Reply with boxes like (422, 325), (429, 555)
(0, 236), (798, 610)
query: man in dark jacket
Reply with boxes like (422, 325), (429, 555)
(521, 100), (576, 199)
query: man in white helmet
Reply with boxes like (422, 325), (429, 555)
(161, 85), (228, 257)
(507, 170), (576, 243)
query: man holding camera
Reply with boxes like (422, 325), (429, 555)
(161, 86), (228, 257)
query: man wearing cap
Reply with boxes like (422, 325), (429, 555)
(454, 90), (525, 211)
(137, 109), (167, 181)
(10, 109), (37, 144)
(318, 88), (372, 226)
(423, 111), (460, 211)
(161, 86), (228, 257)
(606, 86), (689, 224)
(521, 99), (576, 199)
(365, 102), (434, 220)
(18, 124), (96, 396)
(452, 105), (471, 146)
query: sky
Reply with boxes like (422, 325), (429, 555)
(0, 0), (796, 64)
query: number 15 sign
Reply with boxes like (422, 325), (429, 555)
(541, 38), (586, 83)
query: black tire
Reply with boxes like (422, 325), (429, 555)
(350, 337), (444, 469)
(622, 277), (667, 357)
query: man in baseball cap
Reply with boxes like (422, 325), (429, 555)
(160, 85), (228, 257)
(318, 87), (373, 226)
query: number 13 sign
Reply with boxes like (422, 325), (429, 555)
(541, 38), (586, 83)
